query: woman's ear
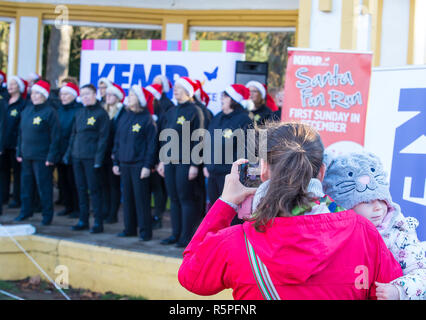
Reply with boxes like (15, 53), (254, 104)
(317, 163), (326, 182)
(260, 158), (270, 182)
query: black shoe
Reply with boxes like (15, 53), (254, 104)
(56, 209), (71, 216)
(41, 219), (52, 226)
(90, 224), (103, 234)
(8, 200), (21, 209)
(175, 242), (188, 248)
(72, 222), (89, 231)
(152, 216), (162, 230)
(67, 211), (79, 219)
(139, 232), (152, 242)
(117, 231), (137, 237)
(160, 236), (178, 245)
(105, 217), (118, 224)
(14, 214), (32, 222)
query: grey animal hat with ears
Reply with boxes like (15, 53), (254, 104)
(323, 151), (393, 210)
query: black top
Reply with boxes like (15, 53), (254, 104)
(0, 96), (7, 153)
(113, 108), (158, 168)
(17, 101), (60, 163)
(250, 104), (278, 125)
(104, 104), (125, 166)
(58, 99), (83, 158)
(65, 101), (111, 166)
(205, 106), (253, 175)
(159, 100), (205, 166)
(4, 95), (27, 149)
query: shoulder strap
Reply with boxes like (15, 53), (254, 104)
(244, 230), (281, 300)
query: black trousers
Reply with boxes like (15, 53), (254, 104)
(149, 170), (167, 219)
(72, 159), (103, 226)
(20, 159), (54, 222)
(57, 163), (79, 212)
(164, 163), (199, 245)
(1, 148), (21, 204)
(121, 165), (152, 237)
(207, 172), (227, 206)
(100, 162), (121, 220)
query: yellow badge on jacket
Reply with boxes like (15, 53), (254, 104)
(254, 114), (261, 123)
(87, 116), (96, 126)
(132, 123), (141, 132)
(10, 109), (18, 117)
(33, 116), (42, 125)
(223, 129), (233, 139)
(177, 116), (186, 125)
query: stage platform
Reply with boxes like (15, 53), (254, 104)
(0, 204), (232, 300)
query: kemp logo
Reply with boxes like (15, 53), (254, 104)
(390, 88), (426, 241)
(90, 63), (189, 97)
(293, 55), (330, 66)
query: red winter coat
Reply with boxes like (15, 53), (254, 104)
(178, 199), (403, 300)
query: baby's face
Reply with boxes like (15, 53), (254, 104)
(352, 200), (388, 227)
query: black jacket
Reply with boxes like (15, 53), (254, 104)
(4, 95), (27, 150)
(58, 100), (83, 159)
(105, 104), (125, 166)
(65, 101), (110, 166)
(159, 100), (204, 166)
(0, 96), (6, 154)
(113, 108), (157, 168)
(205, 106), (253, 175)
(17, 101), (60, 163)
(250, 104), (278, 125)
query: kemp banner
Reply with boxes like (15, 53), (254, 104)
(282, 48), (373, 153)
(80, 39), (245, 115)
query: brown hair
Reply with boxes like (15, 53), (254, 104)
(250, 121), (324, 232)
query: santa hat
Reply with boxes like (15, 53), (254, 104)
(175, 76), (197, 97)
(60, 82), (80, 98)
(106, 83), (125, 103)
(31, 80), (50, 99)
(194, 80), (210, 107)
(224, 84), (254, 110)
(27, 72), (40, 82)
(265, 94), (279, 112)
(97, 77), (112, 88)
(146, 84), (162, 100)
(246, 80), (267, 99)
(130, 84), (154, 115)
(0, 71), (6, 84)
(155, 74), (172, 93)
(8, 76), (29, 99)
(246, 80), (279, 112)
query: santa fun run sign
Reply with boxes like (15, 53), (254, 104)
(282, 48), (373, 153)
(80, 39), (245, 115)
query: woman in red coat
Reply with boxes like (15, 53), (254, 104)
(178, 122), (402, 300)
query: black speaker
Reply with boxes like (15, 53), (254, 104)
(235, 61), (268, 85)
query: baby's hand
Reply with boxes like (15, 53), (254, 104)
(375, 282), (400, 300)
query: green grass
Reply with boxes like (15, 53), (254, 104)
(100, 292), (146, 300)
(0, 280), (19, 293)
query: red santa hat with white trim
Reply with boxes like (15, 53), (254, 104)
(246, 80), (278, 112)
(154, 74), (172, 93)
(60, 82), (80, 98)
(224, 84), (254, 110)
(97, 77), (113, 88)
(146, 83), (162, 100)
(130, 84), (154, 115)
(106, 83), (125, 103)
(193, 80), (210, 107)
(8, 76), (29, 99)
(31, 80), (50, 99)
(174, 76), (197, 98)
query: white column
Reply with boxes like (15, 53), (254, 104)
(164, 23), (184, 40)
(16, 16), (39, 77)
(309, 0), (342, 50)
(379, 0), (410, 66)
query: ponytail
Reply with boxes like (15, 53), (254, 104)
(250, 122), (324, 232)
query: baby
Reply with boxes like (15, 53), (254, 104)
(323, 151), (425, 300)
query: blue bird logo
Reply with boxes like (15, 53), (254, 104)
(204, 66), (219, 81)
